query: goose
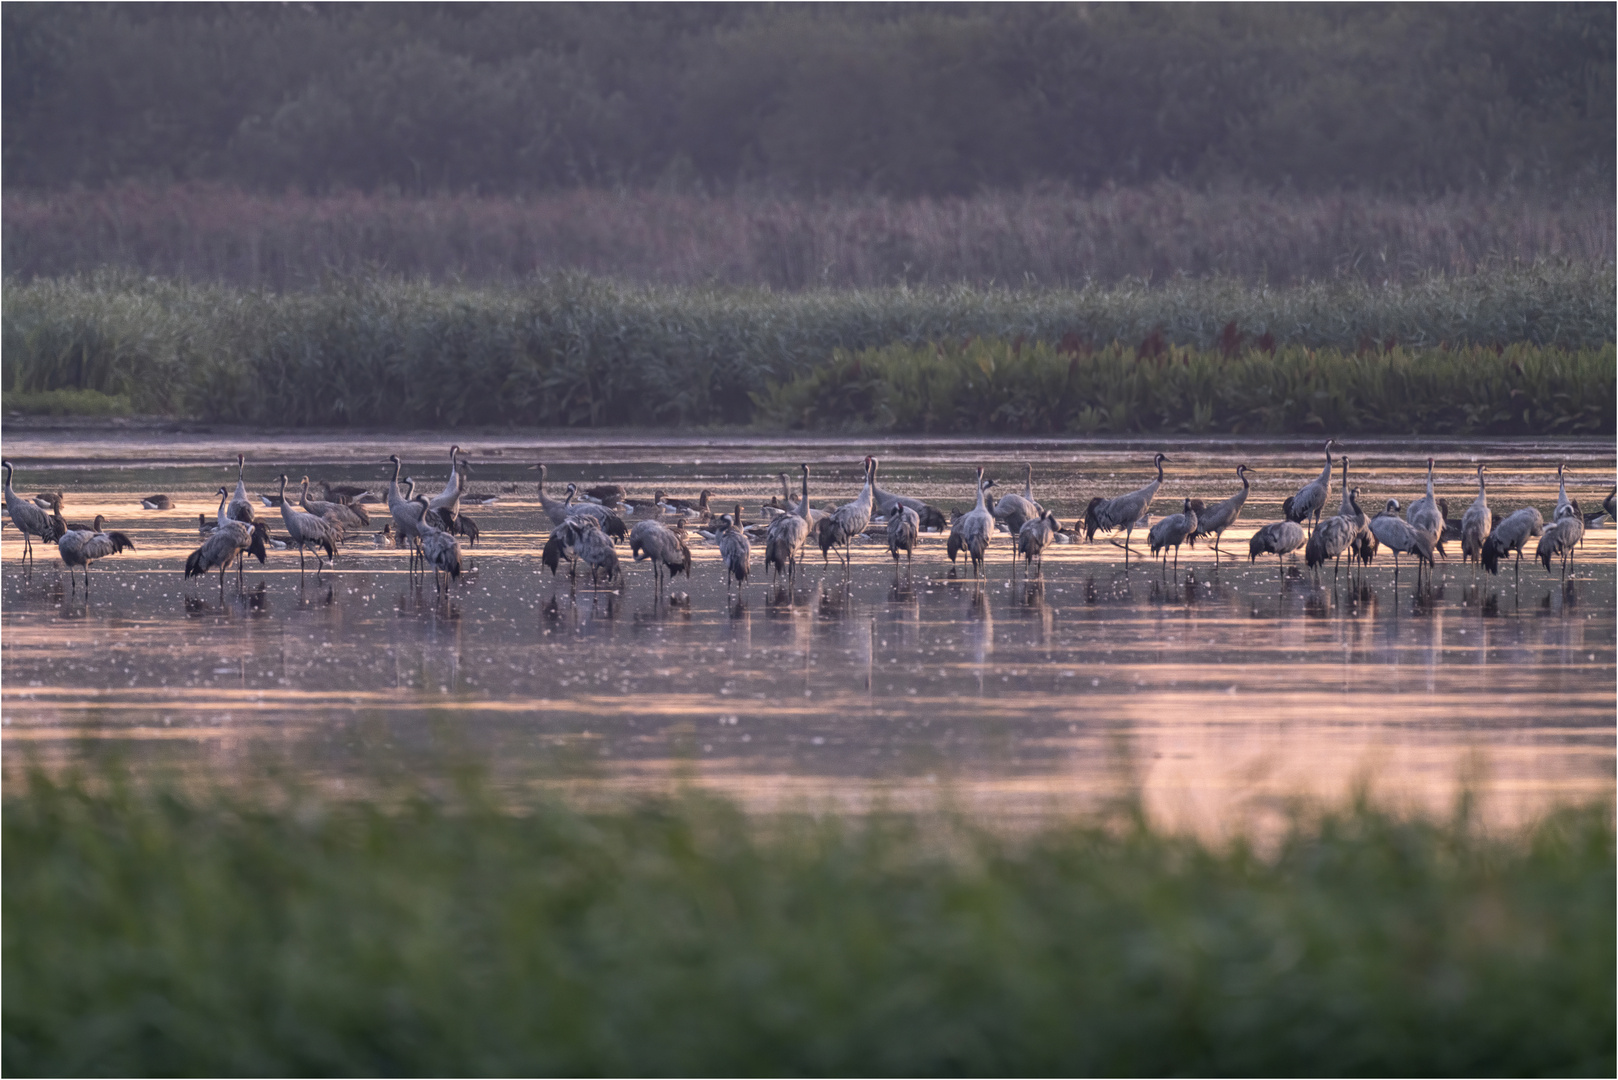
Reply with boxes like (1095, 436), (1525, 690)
(139, 494), (173, 511)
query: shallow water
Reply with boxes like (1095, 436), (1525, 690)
(3, 429), (1613, 830)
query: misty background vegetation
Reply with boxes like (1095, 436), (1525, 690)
(5, 3), (1612, 197)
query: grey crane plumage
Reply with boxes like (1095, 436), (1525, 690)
(946, 466), (994, 579)
(1190, 464), (1250, 562)
(1281, 440), (1335, 533)
(1369, 498), (1434, 579)
(229, 453), (256, 525)
(1536, 502), (1582, 577)
(1480, 507), (1544, 580)
(818, 457), (876, 570)
(1459, 464), (1491, 567)
(186, 488), (267, 589)
(716, 513), (751, 590)
(888, 504), (920, 566)
(428, 444), (463, 530)
(764, 464), (813, 579)
(1147, 497), (1199, 570)
(1305, 480), (1364, 578)
(1248, 520), (1306, 573)
(277, 474), (340, 575)
(1405, 457), (1444, 555)
(1016, 509), (1059, 574)
(630, 519), (692, 590)
(57, 514), (135, 591)
(534, 464), (574, 526)
(414, 507), (464, 591)
(299, 476), (368, 531)
(561, 484), (628, 540)
(869, 458), (944, 532)
(993, 463), (1042, 553)
(1083, 452), (1166, 564)
(3, 460), (57, 564)
(386, 455), (429, 572)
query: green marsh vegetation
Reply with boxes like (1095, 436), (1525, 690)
(5, 768), (1612, 1075)
(4, 264), (1612, 431)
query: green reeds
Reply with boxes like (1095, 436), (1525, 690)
(755, 338), (1617, 435)
(3, 265), (1612, 429)
(5, 769), (1612, 1075)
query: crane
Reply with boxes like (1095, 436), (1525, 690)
(947, 466), (994, 579)
(818, 456), (876, 571)
(1016, 509), (1059, 574)
(1281, 439), (1335, 534)
(1536, 502), (1583, 578)
(716, 513), (751, 591)
(1405, 457), (1444, 556)
(276, 475), (341, 575)
(1083, 452), (1167, 565)
(3, 460), (57, 564)
(1248, 520), (1306, 573)
(1369, 498), (1434, 580)
(56, 514), (135, 592)
(228, 453), (256, 525)
(1459, 464), (1491, 569)
(888, 504), (920, 567)
(630, 519), (692, 590)
(1190, 464), (1250, 562)
(993, 463), (1042, 555)
(185, 487), (268, 590)
(1480, 507), (1544, 581)
(764, 465), (812, 579)
(1148, 498), (1199, 571)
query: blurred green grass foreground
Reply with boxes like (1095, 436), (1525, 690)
(4, 770), (1612, 1076)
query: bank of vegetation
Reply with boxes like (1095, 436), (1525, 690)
(5, 770), (1611, 1075)
(3, 266), (1611, 432)
(5, 184), (1611, 291)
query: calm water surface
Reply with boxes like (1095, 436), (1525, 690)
(3, 429), (1613, 829)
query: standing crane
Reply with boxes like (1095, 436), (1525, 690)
(299, 476), (367, 531)
(386, 455), (428, 573)
(947, 466), (994, 579)
(1282, 440), (1335, 534)
(818, 457), (876, 572)
(1369, 498), (1434, 580)
(764, 465), (813, 580)
(228, 453), (256, 525)
(561, 484), (628, 540)
(1017, 509), (1059, 574)
(1248, 520), (1306, 574)
(1480, 507), (1544, 582)
(993, 463), (1043, 555)
(1536, 502), (1583, 578)
(428, 444), (463, 530)
(716, 513), (751, 591)
(888, 504), (920, 567)
(1083, 452), (1167, 564)
(3, 460), (57, 564)
(869, 460), (943, 530)
(630, 519), (692, 591)
(56, 515), (135, 592)
(1405, 457), (1444, 557)
(185, 488), (268, 590)
(414, 510), (463, 591)
(1190, 464), (1250, 562)
(1147, 498), (1199, 571)
(1459, 464), (1491, 569)
(1305, 470), (1362, 579)
(276, 475), (340, 576)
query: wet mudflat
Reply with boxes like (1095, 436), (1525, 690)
(2, 431), (1612, 831)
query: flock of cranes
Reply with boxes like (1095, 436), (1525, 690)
(2, 443), (1612, 598)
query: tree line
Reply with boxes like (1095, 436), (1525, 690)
(4, 3), (1612, 198)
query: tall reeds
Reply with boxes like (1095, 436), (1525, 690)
(5, 769), (1613, 1075)
(4, 183), (1612, 290)
(3, 266), (1612, 430)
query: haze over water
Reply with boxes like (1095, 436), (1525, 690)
(3, 430), (1612, 831)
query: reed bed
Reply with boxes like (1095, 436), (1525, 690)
(755, 339), (1616, 436)
(3, 266), (1611, 430)
(4, 184), (1612, 290)
(5, 769), (1611, 1076)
